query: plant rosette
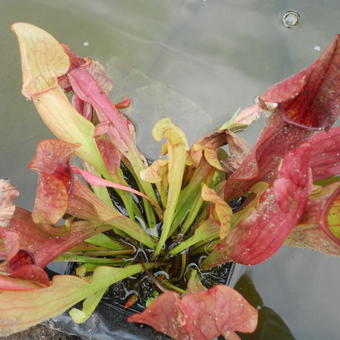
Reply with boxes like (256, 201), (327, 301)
(0, 23), (339, 340)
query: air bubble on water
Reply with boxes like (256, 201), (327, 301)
(314, 45), (321, 51)
(83, 41), (89, 47)
(282, 10), (301, 28)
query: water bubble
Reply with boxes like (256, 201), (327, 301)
(282, 10), (301, 28)
(314, 45), (321, 51)
(83, 41), (89, 47)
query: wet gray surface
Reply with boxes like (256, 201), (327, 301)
(0, 1), (339, 339)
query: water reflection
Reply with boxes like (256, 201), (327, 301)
(234, 274), (295, 340)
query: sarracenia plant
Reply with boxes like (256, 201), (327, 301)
(0, 23), (339, 339)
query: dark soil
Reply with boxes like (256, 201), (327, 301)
(0, 325), (80, 340)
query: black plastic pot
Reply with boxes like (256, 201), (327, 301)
(47, 262), (235, 340)
(48, 304), (170, 340)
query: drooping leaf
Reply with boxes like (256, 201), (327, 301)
(71, 165), (159, 210)
(260, 34), (340, 130)
(0, 180), (19, 227)
(190, 129), (248, 173)
(141, 159), (169, 207)
(204, 143), (312, 267)
(0, 264), (148, 336)
(141, 157), (165, 180)
(153, 118), (189, 256)
(201, 184), (232, 239)
(129, 285), (258, 340)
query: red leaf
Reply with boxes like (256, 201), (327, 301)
(95, 137), (121, 178)
(58, 43), (87, 91)
(71, 166), (159, 209)
(68, 67), (136, 154)
(72, 94), (93, 121)
(0, 208), (51, 260)
(224, 113), (312, 199)
(260, 34), (340, 130)
(0, 207), (113, 269)
(129, 285), (258, 340)
(309, 127), (340, 181)
(32, 173), (68, 224)
(8, 250), (34, 271)
(0, 274), (45, 291)
(300, 182), (340, 246)
(208, 143), (312, 267)
(28, 139), (77, 188)
(10, 265), (50, 286)
(115, 97), (131, 109)
(0, 179), (19, 227)
(28, 140), (78, 224)
(224, 36), (340, 200)
(67, 178), (118, 221)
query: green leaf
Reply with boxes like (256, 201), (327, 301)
(69, 287), (107, 323)
(153, 118), (189, 256)
(169, 219), (220, 256)
(85, 234), (127, 251)
(201, 184), (232, 239)
(186, 270), (206, 293)
(0, 264), (154, 336)
(56, 254), (124, 264)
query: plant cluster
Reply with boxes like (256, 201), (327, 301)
(0, 23), (339, 340)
